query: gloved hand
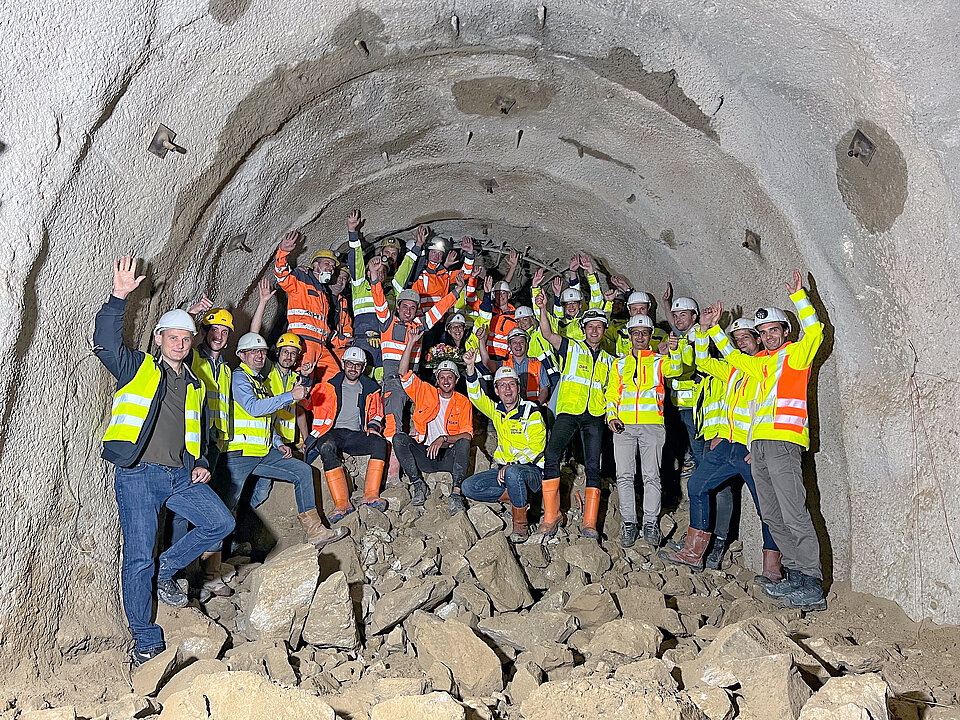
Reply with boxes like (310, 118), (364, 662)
(366, 331), (381, 349)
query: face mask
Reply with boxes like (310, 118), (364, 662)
(315, 271), (332, 284)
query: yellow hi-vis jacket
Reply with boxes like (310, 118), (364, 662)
(103, 355), (203, 459)
(694, 329), (758, 446)
(191, 348), (231, 437)
(668, 331), (701, 409)
(606, 320), (668, 357)
(223, 364), (274, 457)
(466, 374), (547, 467)
(605, 348), (682, 425)
(707, 290), (823, 449)
(554, 339), (614, 417)
(267, 364), (298, 443)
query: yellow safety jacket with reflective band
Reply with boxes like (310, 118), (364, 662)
(467, 377), (547, 467)
(708, 290), (822, 449)
(694, 329), (757, 445)
(605, 349), (682, 425)
(668, 333), (701, 408)
(693, 370), (727, 441)
(191, 349), (231, 436)
(103, 355), (203, 459)
(267, 364), (298, 443)
(223, 363), (274, 457)
(611, 323), (668, 357)
(554, 340), (614, 417)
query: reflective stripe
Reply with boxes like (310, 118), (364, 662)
(773, 414), (806, 427)
(288, 322), (328, 336)
(111, 393), (152, 410)
(777, 398), (807, 410)
(107, 413), (149, 428)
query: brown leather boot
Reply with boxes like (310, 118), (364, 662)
(324, 466), (355, 523)
(538, 478), (564, 536)
(659, 528), (712, 570)
(298, 509), (350, 550)
(360, 458), (387, 511)
(498, 488), (510, 502)
(755, 549), (785, 585)
(509, 505), (529, 543)
(200, 551), (232, 597)
(582, 487), (601, 539)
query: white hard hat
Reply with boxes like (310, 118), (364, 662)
(435, 360), (460, 379)
(754, 307), (792, 333)
(579, 309), (609, 328)
(728, 318), (759, 336)
(397, 289), (420, 306)
(492, 281), (511, 294)
(672, 297), (699, 313)
(627, 291), (652, 306)
(626, 314), (654, 330)
(446, 312), (467, 327)
(236, 332), (268, 352)
(342, 347), (367, 365)
(154, 309), (197, 336)
(427, 237), (449, 253)
(514, 306), (535, 320)
(494, 366), (520, 385)
(507, 328), (528, 343)
(560, 288), (583, 303)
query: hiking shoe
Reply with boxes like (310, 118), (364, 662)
(411, 481), (431, 506)
(620, 522), (639, 548)
(131, 644), (165, 668)
(704, 537), (727, 570)
(762, 568), (804, 599)
(782, 573), (827, 611)
(448, 492), (466, 516)
(643, 522), (663, 549)
(157, 578), (188, 608)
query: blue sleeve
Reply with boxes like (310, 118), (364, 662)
(233, 370), (295, 417)
(93, 295), (146, 383)
(347, 230), (361, 280)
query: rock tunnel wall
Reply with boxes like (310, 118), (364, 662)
(2, 0), (959, 673)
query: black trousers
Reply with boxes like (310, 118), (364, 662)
(392, 432), (471, 489)
(544, 413), (605, 488)
(306, 428), (388, 470)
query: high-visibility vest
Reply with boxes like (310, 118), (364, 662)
(267, 365), (298, 443)
(223, 364), (273, 457)
(372, 281), (453, 369)
(467, 377), (547, 467)
(694, 330), (756, 446)
(486, 308), (517, 358)
(191, 349), (230, 435)
(504, 355), (544, 402)
(555, 340), (613, 417)
(103, 355), (203, 459)
(669, 334), (700, 408)
(604, 350), (679, 425)
(412, 256), (474, 316)
(274, 247), (332, 343)
(694, 374), (727, 440)
(400, 372), (473, 443)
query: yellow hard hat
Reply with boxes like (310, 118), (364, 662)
(311, 249), (338, 264)
(202, 308), (234, 330)
(381, 238), (402, 250)
(276, 333), (303, 351)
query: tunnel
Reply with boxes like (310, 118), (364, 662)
(2, 0), (959, 680)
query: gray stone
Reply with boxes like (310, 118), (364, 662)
(585, 618), (663, 659)
(478, 611), (579, 653)
(563, 583), (621, 630)
(615, 586), (687, 635)
(132, 645), (182, 697)
(370, 692), (465, 720)
(466, 533), (533, 612)
(20, 709), (76, 720)
(733, 653), (813, 720)
(156, 659), (229, 704)
(156, 605), (229, 662)
(562, 541), (613, 578)
(368, 575), (456, 634)
(467, 503), (506, 537)
(437, 512), (480, 555)
(302, 571), (360, 651)
(411, 611), (504, 697)
(799, 673), (890, 720)
(225, 640), (297, 686)
(243, 543), (320, 643)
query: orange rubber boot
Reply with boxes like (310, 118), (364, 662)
(361, 458), (387, 512)
(538, 478), (564, 537)
(324, 466), (355, 523)
(582, 487), (601, 539)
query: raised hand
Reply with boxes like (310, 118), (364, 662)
(580, 255), (594, 274)
(414, 225), (429, 247)
(551, 276), (564, 297)
(483, 275), (494, 294)
(534, 290), (548, 309)
(475, 324), (488, 342)
(474, 265), (486, 280)
(662, 282), (673, 306)
(785, 269), (803, 295)
(461, 236), (474, 255)
(610, 275), (631, 292)
(187, 293), (213, 316)
(291, 378), (309, 401)
(347, 209), (361, 232)
(532, 267), (545, 286)
(507, 249), (520, 268)
(280, 230), (299, 252)
(408, 324), (425, 343)
(667, 332), (680, 352)
(112, 255), (146, 299)
(463, 348), (478, 369)
(299, 360), (317, 376)
(603, 288), (617, 302)
(258, 278), (277, 303)
(367, 256), (384, 282)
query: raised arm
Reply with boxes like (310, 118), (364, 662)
(535, 290), (563, 351)
(464, 349), (497, 419)
(273, 230), (301, 291)
(250, 277), (277, 335)
(504, 249), (520, 284)
(346, 210), (364, 282)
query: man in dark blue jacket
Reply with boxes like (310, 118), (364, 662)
(95, 256), (234, 667)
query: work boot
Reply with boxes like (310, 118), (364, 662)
(659, 528), (711, 570)
(538, 478), (565, 536)
(385, 452), (402, 487)
(762, 567), (804, 599)
(298, 509), (350, 550)
(200, 551), (232, 597)
(157, 578), (188, 608)
(581, 487), (601, 540)
(324, 466), (355, 523)
(781, 573), (827, 611)
(704, 536), (727, 570)
(131, 644), (165, 668)
(620, 522), (639, 548)
(360, 459), (388, 512)
(498, 488), (510, 503)
(754, 549), (785, 586)
(509, 505), (529, 543)
(449, 491), (466, 516)
(643, 522), (663, 549)
(411, 479), (430, 506)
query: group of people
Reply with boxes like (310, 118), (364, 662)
(96, 210), (826, 668)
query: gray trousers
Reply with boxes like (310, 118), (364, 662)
(612, 423), (666, 526)
(751, 439), (822, 579)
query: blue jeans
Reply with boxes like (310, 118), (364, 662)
(115, 462), (234, 652)
(170, 443), (221, 546)
(462, 464), (543, 507)
(679, 408), (706, 469)
(687, 439), (777, 550)
(217, 448), (317, 515)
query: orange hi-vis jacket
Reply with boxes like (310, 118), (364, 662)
(707, 289), (823, 449)
(411, 254), (475, 316)
(274, 246), (335, 345)
(331, 292), (353, 355)
(486, 305), (517, 358)
(503, 355), (545, 402)
(305, 373), (383, 439)
(400, 371), (473, 444)
(372, 280), (457, 370)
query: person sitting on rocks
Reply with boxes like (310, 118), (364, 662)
(302, 346), (387, 523)
(461, 349), (547, 543)
(392, 325), (473, 513)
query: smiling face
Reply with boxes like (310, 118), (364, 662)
(239, 348), (267, 373)
(628, 301), (651, 317)
(628, 326), (652, 351)
(447, 322), (465, 343)
(563, 300), (581, 317)
(205, 324), (230, 352)
(673, 309), (697, 332)
(427, 249), (444, 266)
(495, 378), (520, 407)
(495, 290), (511, 308)
(343, 360), (365, 381)
(397, 299), (419, 322)
(757, 322), (788, 352)
(277, 345), (301, 370)
(583, 319), (606, 345)
(313, 257), (336, 276)
(517, 316), (535, 331)
(731, 329), (762, 355)
(155, 329), (193, 365)
(508, 334), (528, 358)
(436, 370), (457, 396)
(381, 246), (399, 265)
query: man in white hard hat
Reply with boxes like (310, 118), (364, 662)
(484, 279), (518, 359)
(476, 326), (551, 405)
(605, 289), (668, 356)
(392, 326), (473, 511)
(216, 331), (348, 550)
(95, 256), (234, 667)
(605, 314), (682, 548)
(302, 346), (388, 522)
(698, 270), (825, 610)
(461, 352), (547, 542)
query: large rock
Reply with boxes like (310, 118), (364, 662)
(411, 611), (504, 697)
(478, 612), (579, 653)
(437, 512), (480, 555)
(157, 659), (228, 704)
(732, 653), (813, 720)
(158, 671), (336, 719)
(368, 575), (456, 634)
(585, 618), (663, 659)
(20, 709), (76, 720)
(799, 673), (890, 720)
(303, 571), (360, 651)
(318, 536), (366, 586)
(562, 541), (613, 578)
(224, 640), (297, 686)
(243, 543), (320, 643)
(157, 605), (229, 661)
(370, 692), (466, 720)
(132, 645), (182, 697)
(466, 533), (533, 612)
(467, 504), (506, 538)
(563, 584), (621, 631)
(616, 586), (687, 635)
